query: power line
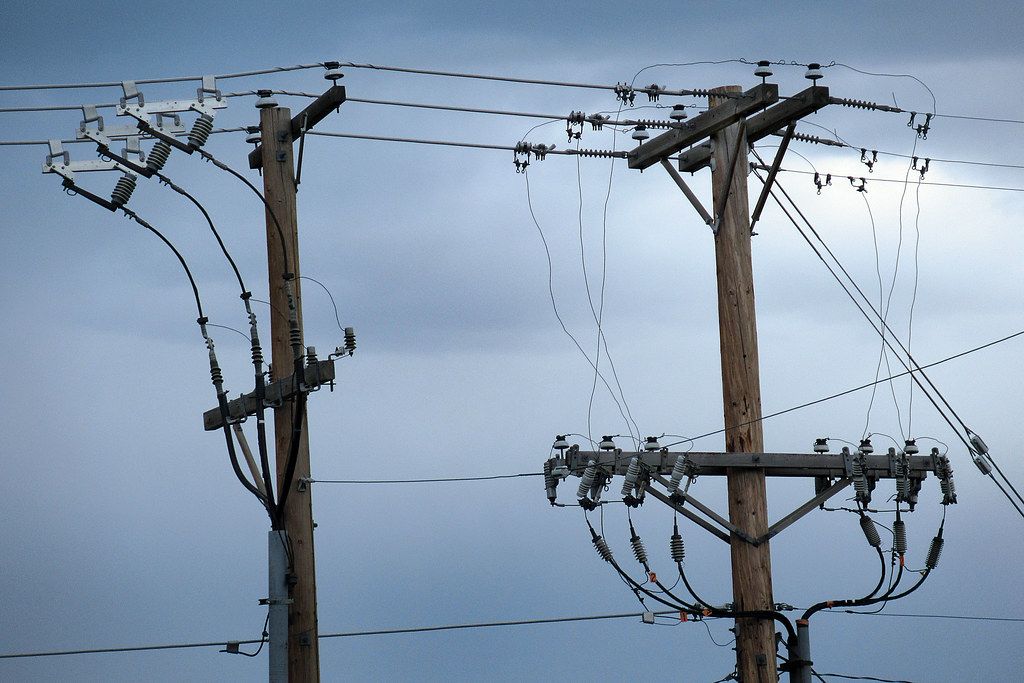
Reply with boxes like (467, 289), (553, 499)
(763, 165), (1024, 194)
(308, 473), (541, 485)
(813, 672), (917, 683)
(0, 611), (664, 659)
(4, 607), (1019, 661)
(0, 63), (328, 92)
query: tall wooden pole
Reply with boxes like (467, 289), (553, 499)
(709, 85), (776, 682)
(260, 105), (320, 683)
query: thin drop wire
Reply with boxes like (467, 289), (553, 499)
(301, 275), (346, 335)
(887, 138), (922, 438)
(207, 323), (250, 342)
(862, 190), (891, 439)
(599, 92), (642, 446)
(523, 168), (635, 430)
(907, 179), (924, 436)
(757, 173), (1024, 518)
(754, 172), (970, 450)
(829, 62), (937, 114)
(761, 168), (978, 445)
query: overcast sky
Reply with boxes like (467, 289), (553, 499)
(2, 2), (1024, 681)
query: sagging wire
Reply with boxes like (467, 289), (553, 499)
(523, 168), (639, 439)
(574, 136), (641, 449)
(751, 167), (1024, 517)
(860, 188), (905, 444)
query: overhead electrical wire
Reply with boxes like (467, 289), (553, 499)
(0, 63), (329, 91)
(751, 169), (1024, 518)
(309, 473), (541, 484)
(523, 167), (638, 435)
(5, 606), (1019, 660)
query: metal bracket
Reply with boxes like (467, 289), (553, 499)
(117, 80), (227, 121)
(749, 121), (795, 231)
(295, 112), (310, 186)
(660, 158), (714, 229)
(42, 139), (130, 181)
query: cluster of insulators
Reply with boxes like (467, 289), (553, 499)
(589, 519), (688, 571)
(857, 511), (944, 569)
(751, 60), (824, 82)
(812, 437), (957, 509)
(545, 435), (664, 509)
(512, 141), (556, 172)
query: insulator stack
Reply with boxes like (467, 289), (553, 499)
(852, 458), (870, 502)
(860, 514), (881, 548)
(344, 327), (356, 353)
(926, 535), (944, 569)
(593, 533), (614, 563)
(893, 519), (907, 556)
(110, 174), (137, 206)
(251, 345), (263, 366)
(249, 318), (263, 365)
(571, 148), (624, 158)
(670, 532), (685, 563)
(832, 97), (900, 112)
(578, 460), (598, 499)
(146, 140), (172, 172)
(934, 454), (957, 505)
(207, 347), (223, 387)
(940, 477), (956, 504)
(188, 114), (214, 148)
(630, 119), (674, 129)
(621, 457), (642, 497)
(630, 532), (649, 568)
(544, 460), (557, 504)
(667, 455), (688, 494)
(895, 458), (910, 502)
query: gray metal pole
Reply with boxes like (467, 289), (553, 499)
(269, 530), (290, 683)
(793, 619), (812, 683)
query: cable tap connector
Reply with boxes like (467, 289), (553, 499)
(643, 84), (666, 102)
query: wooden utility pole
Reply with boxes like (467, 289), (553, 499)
(709, 85), (776, 682)
(260, 104), (320, 683)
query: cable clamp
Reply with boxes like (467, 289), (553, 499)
(860, 149), (877, 173)
(813, 172), (832, 194)
(614, 82), (636, 106)
(258, 597), (294, 606)
(912, 156), (930, 179)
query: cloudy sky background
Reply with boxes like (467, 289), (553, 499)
(2, 2), (1023, 681)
